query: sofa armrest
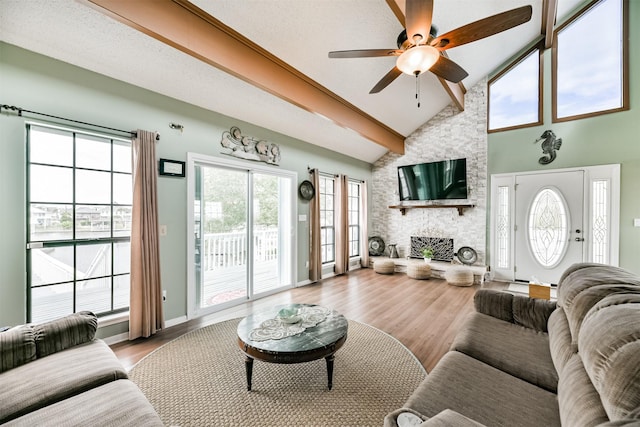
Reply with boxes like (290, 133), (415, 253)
(0, 325), (37, 373)
(34, 311), (98, 358)
(474, 289), (556, 332)
(419, 410), (487, 427)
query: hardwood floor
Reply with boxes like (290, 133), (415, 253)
(111, 268), (505, 372)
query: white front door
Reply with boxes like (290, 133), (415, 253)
(514, 171), (585, 284)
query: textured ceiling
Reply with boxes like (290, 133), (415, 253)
(0, 0), (585, 163)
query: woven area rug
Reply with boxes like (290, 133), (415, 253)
(129, 319), (426, 426)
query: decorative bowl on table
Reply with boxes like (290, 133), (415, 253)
(277, 307), (301, 324)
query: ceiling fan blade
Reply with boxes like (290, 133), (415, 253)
(429, 55), (468, 83)
(430, 5), (533, 50)
(369, 67), (403, 94)
(405, 0), (434, 45)
(329, 49), (403, 58)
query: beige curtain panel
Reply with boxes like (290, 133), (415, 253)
(308, 169), (322, 282)
(360, 180), (369, 268)
(334, 174), (350, 275)
(129, 130), (164, 340)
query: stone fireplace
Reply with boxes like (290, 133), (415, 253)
(370, 79), (487, 265)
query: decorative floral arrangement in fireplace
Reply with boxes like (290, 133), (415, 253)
(220, 126), (281, 165)
(420, 247), (434, 260)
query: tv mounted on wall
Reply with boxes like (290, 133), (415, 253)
(397, 158), (468, 201)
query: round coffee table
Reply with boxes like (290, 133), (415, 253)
(237, 304), (348, 391)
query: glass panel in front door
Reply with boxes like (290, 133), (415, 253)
(527, 188), (569, 268)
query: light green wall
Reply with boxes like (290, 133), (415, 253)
(0, 42), (372, 331)
(487, 0), (640, 274)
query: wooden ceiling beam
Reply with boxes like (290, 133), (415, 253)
(385, 0), (465, 112)
(83, 0), (405, 154)
(542, 0), (559, 48)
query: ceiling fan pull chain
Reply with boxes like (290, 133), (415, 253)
(415, 74), (421, 108)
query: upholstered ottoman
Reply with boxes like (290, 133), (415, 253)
(445, 266), (474, 287)
(407, 262), (431, 280)
(374, 259), (395, 274)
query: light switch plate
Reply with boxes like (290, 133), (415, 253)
(634, 218), (640, 227)
(298, 214), (307, 221)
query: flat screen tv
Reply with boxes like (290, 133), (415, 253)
(397, 158), (468, 201)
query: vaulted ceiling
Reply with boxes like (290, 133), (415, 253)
(0, 0), (585, 163)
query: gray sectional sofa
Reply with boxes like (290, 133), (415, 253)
(0, 311), (162, 426)
(385, 263), (640, 426)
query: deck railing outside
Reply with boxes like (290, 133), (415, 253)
(201, 228), (279, 270)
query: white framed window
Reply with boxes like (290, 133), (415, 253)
(319, 175), (335, 264)
(553, 0), (628, 121)
(348, 180), (361, 258)
(26, 124), (132, 323)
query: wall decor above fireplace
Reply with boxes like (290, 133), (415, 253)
(410, 237), (454, 262)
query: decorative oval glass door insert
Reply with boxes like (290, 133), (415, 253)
(527, 187), (569, 268)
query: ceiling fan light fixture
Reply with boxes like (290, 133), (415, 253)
(396, 45), (439, 76)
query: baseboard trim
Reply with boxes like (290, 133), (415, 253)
(102, 315), (188, 345)
(103, 332), (129, 345)
(165, 315), (188, 328)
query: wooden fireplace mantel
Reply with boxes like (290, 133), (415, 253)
(389, 204), (475, 216)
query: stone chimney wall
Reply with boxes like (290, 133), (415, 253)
(370, 79), (488, 263)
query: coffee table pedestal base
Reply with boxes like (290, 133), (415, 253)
(244, 354), (337, 391)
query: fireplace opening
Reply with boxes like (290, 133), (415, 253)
(410, 237), (454, 262)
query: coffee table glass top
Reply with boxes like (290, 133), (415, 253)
(237, 303), (348, 353)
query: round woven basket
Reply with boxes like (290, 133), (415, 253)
(374, 259), (395, 274)
(445, 266), (474, 286)
(407, 262), (431, 280)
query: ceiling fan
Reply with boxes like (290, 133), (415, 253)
(328, 0), (533, 95)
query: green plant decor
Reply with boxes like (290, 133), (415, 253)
(421, 247), (434, 259)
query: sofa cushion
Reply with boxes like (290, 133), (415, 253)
(451, 312), (558, 392)
(0, 339), (127, 423)
(473, 289), (556, 332)
(548, 307), (576, 374)
(402, 351), (560, 427)
(0, 325), (36, 373)
(34, 311), (98, 358)
(579, 294), (640, 421)
(3, 379), (163, 426)
(557, 354), (609, 427)
(557, 264), (640, 346)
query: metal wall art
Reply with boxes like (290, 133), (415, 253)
(535, 130), (562, 165)
(410, 237), (454, 262)
(220, 126), (281, 165)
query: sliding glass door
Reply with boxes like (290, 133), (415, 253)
(188, 153), (295, 317)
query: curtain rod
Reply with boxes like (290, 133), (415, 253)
(0, 104), (160, 141)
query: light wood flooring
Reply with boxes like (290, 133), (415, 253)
(111, 267), (505, 372)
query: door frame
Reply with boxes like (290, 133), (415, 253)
(186, 152), (298, 320)
(490, 164), (620, 282)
